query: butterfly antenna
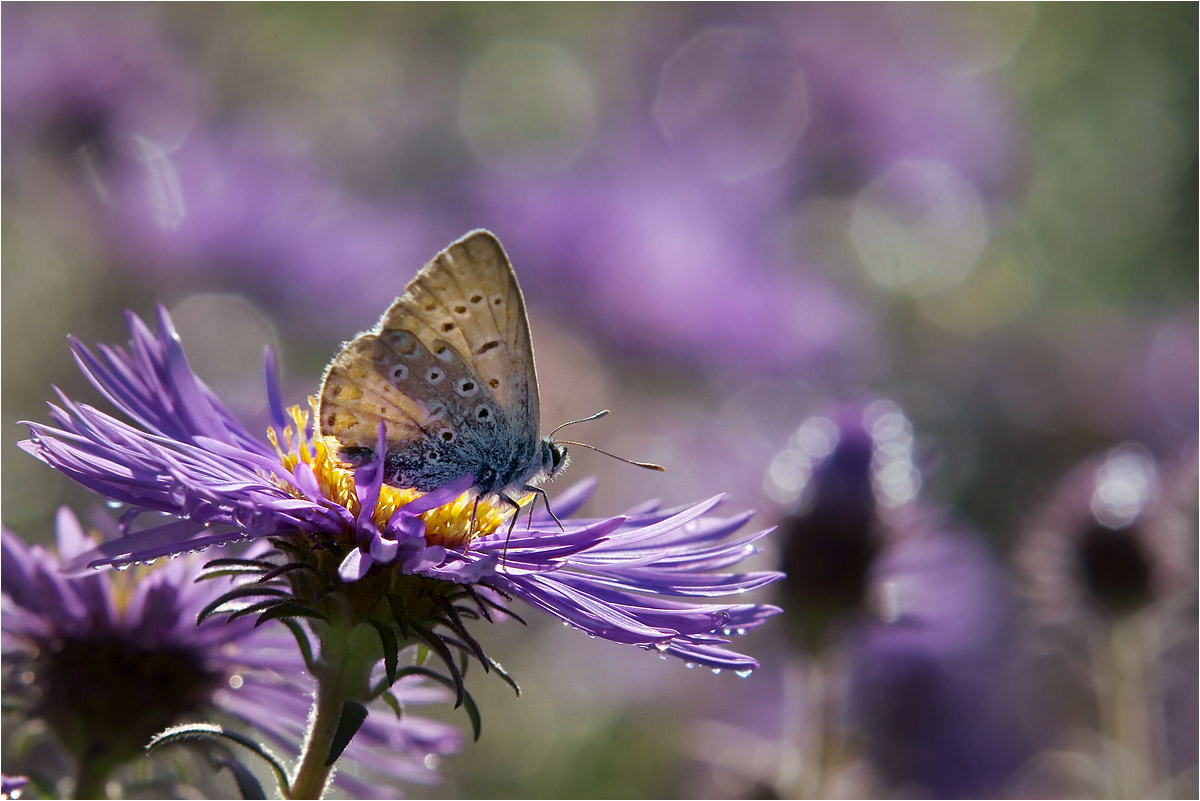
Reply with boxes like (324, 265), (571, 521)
(553, 440), (665, 471)
(547, 409), (611, 439)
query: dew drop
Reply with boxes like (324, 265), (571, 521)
(735, 669), (753, 678)
(684, 662), (697, 670)
(106, 499), (123, 509)
(114, 563), (131, 572)
(736, 627), (747, 636)
(653, 641), (670, 652)
(711, 668), (722, 676)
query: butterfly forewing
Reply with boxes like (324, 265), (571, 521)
(316, 230), (543, 492)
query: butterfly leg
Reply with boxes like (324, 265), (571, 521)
(523, 484), (565, 533)
(499, 493), (523, 565)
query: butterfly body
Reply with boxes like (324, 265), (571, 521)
(317, 230), (568, 506)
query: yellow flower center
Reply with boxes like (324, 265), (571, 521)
(266, 403), (525, 548)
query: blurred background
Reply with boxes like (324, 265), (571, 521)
(2, 3), (1196, 798)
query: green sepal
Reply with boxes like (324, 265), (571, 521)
(367, 619), (399, 685)
(148, 723), (290, 797)
(325, 700), (369, 766)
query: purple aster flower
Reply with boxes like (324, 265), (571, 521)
(2, 508), (461, 799)
(19, 305), (781, 793)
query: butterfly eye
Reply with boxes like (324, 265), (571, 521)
(455, 379), (477, 397)
(426, 368), (444, 384)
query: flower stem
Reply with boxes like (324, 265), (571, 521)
(1094, 613), (1161, 798)
(288, 673), (346, 800)
(287, 618), (380, 799)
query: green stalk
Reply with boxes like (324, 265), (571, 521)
(286, 609), (380, 799)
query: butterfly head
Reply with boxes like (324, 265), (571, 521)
(540, 437), (571, 480)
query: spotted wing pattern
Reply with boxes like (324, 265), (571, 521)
(316, 230), (542, 491)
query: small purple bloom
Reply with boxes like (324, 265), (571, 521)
(20, 306), (781, 676)
(767, 401), (920, 650)
(1017, 443), (1194, 624)
(1, 508), (461, 798)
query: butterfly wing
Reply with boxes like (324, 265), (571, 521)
(316, 230), (542, 491)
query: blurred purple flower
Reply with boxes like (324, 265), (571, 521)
(105, 129), (451, 336)
(848, 523), (1033, 797)
(769, 402), (904, 651)
(1, 4), (198, 175)
(469, 147), (864, 376)
(1017, 443), (1194, 624)
(19, 306), (781, 674)
(767, 4), (1022, 195)
(1, 509), (461, 798)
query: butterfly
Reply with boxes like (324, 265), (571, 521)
(316, 229), (661, 531)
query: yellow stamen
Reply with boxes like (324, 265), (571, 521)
(267, 403), (529, 548)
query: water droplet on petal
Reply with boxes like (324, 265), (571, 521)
(735, 669), (753, 678)
(114, 563), (130, 572)
(684, 662), (697, 670)
(711, 668), (722, 675)
(106, 499), (123, 509)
